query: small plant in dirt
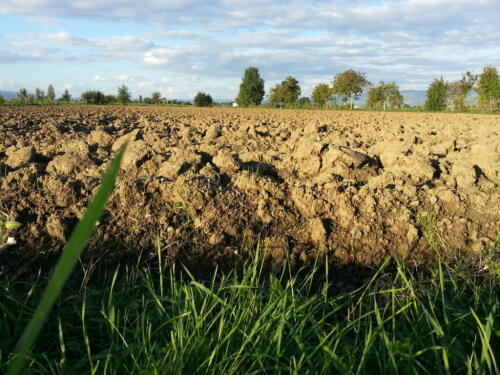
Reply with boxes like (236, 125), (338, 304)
(416, 211), (439, 251)
(0, 213), (20, 253)
(491, 170), (500, 187)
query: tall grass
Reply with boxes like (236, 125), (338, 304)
(1, 244), (498, 374)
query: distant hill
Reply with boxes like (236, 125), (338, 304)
(354, 90), (427, 107)
(0, 90), (18, 99)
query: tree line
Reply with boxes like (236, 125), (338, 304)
(234, 65), (499, 112)
(1, 66), (498, 112)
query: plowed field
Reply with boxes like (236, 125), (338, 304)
(1, 106), (498, 271)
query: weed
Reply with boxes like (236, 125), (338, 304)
(417, 211), (439, 251)
(0, 213), (21, 254)
(490, 170), (500, 187)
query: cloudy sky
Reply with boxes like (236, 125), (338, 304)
(0, 0), (499, 100)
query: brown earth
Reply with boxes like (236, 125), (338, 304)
(0, 106), (499, 271)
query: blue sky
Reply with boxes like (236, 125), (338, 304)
(1, 0), (499, 100)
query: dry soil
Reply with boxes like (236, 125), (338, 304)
(1, 106), (498, 271)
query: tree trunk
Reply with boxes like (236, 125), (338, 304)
(350, 93), (353, 110)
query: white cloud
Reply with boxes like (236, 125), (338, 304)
(1, 0), (499, 97)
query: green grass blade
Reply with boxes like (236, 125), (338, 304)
(7, 145), (126, 375)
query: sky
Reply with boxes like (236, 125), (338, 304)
(0, 0), (499, 100)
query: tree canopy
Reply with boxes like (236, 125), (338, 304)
(117, 85), (131, 104)
(269, 76), (301, 107)
(236, 67), (265, 107)
(332, 70), (370, 109)
(366, 82), (404, 110)
(81, 90), (107, 105)
(477, 66), (500, 111)
(151, 92), (162, 105)
(46, 84), (55, 102)
(61, 89), (71, 102)
(449, 72), (476, 111)
(311, 83), (333, 107)
(194, 92), (213, 107)
(424, 78), (449, 111)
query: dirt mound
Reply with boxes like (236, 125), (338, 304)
(0, 106), (498, 270)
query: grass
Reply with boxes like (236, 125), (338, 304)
(0, 245), (498, 374)
(0, 139), (498, 374)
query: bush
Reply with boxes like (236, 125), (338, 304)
(194, 92), (213, 107)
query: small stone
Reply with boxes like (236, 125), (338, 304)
(410, 200), (420, 207)
(430, 196), (438, 204)
(310, 218), (327, 245)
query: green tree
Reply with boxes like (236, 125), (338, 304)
(151, 91), (162, 105)
(366, 82), (404, 110)
(297, 97), (311, 106)
(476, 66), (500, 111)
(34, 88), (45, 102)
(449, 72), (477, 111)
(81, 90), (106, 104)
(269, 76), (301, 107)
(18, 88), (29, 104)
(194, 92), (213, 107)
(138, 95), (143, 103)
(311, 83), (333, 108)
(104, 94), (116, 104)
(236, 67), (265, 107)
(0, 94), (4, 105)
(332, 70), (370, 109)
(61, 89), (71, 102)
(424, 78), (450, 111)
(46, 84), (55, 102)
(117, 85), (131, 104)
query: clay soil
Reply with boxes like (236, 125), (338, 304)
(0, 106), (499, 271)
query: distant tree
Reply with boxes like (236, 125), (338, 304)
(34, 88), (45, 102)
(424, 78), (450, 111)
(0, 94), (4, 105)
(194, 92), (213, 107)
(449, 72), (477, 111)
(366, 82), (404, 110)
(332, 70), (370, 109)
(46, 84), (55, 102)
(388, 91), (404, 109)
(236, 67), (265, 107)
(269, 76), (301, 107)
(143, 97), (152, 104)
(104, 94), (116, 104)
(311, 83), (333, 108)
(476, 66), (500, 111)
(81, 90), (106, 104)
(117, 85), (131, 104)
(18, 88), (29, 104)
(61, 89), (71, 102)
(138, 95), (143, 103)
(297, 97), (311, 105)
(151, 91), (162, 105)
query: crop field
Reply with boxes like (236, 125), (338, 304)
(0, 105), (499, 374)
